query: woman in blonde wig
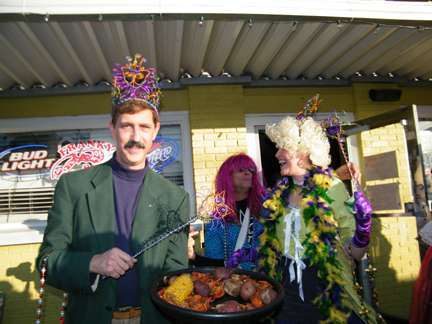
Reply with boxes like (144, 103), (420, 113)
(256, 114), (376, 324)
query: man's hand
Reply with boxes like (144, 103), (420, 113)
(335, 162), (361, 184)
(89, 247), (137, 279)
(188, 226), (199, 260)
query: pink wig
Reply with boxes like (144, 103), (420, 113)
(215, 153), (266, 224)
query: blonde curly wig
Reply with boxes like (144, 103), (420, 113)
(265, 116), (331, 167)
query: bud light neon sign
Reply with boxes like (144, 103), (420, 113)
(0, 144), (55, 177)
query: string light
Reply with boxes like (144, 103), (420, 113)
(375, 24), (381, 34)
(39, 13), (432, 32)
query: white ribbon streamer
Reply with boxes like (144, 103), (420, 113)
(235, 208), (250, 251)
(283, 207), (306, 301)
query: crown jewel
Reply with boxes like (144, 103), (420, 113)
(111, 53), (161, 114)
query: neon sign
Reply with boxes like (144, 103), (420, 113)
(50, 138), (115, 179)
(0, 145), (55, 177)
(1, 136), (179, 179)
(147, 137), (179, 173)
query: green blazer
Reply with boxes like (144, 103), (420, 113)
(37, 159), (190, 323)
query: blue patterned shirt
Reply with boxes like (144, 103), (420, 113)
(203, 217), (263, 270)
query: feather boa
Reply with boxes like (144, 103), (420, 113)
(256, 166), (352, 324)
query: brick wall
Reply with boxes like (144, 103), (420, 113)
(369, 217), (420, 319)
(0, 244), (63, 324)
(352, 84), (419, 319)
(352, 84), (411, 210)
(361, 123), (412, 212)
(189, 85), (248, 192)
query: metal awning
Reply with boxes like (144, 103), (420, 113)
(0, 0), (432, 98)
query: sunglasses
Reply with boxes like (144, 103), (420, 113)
(235, 167), (256, 173)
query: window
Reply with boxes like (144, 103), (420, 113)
(0, 112), (194, 245)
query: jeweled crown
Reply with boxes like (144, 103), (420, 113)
(111, 53), (161, 114)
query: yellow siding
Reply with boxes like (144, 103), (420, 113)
(243, 87), (354, 114)
(0, 89), (190, 118)
(1, 85), (431, 119)
(0, 244), (63, 324)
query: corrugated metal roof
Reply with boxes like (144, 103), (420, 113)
(0, 1), (432, 97)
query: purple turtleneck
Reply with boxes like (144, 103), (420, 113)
(112, 155), (148, 308)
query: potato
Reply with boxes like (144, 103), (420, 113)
(193, 280), (211, 297)
(215, 300), (242, 313)
(240, 281), (256, 301)
(223, 279), (241, 297)
(260, 288), (277, 305)
(212, 267), (231, 281)
(168, 276), (178, 285)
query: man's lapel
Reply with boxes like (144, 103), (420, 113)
(87, 163), (116, 254)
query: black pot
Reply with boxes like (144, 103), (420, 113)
(150, 267), (284, 324)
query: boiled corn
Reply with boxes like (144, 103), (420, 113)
(164, 275), (193, 304)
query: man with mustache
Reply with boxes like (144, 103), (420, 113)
(37, 54), (190, 324)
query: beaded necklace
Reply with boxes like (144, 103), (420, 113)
(256, 166), (352, 324)
(348, 246), (386, 323)
(36, 254), (67, 324)
(223, 213), (257, 267)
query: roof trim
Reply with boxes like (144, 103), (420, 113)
(1, 75), (431, 99)
(1, 1), (432, 26)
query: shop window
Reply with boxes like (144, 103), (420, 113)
(0, 112), (194, 245)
